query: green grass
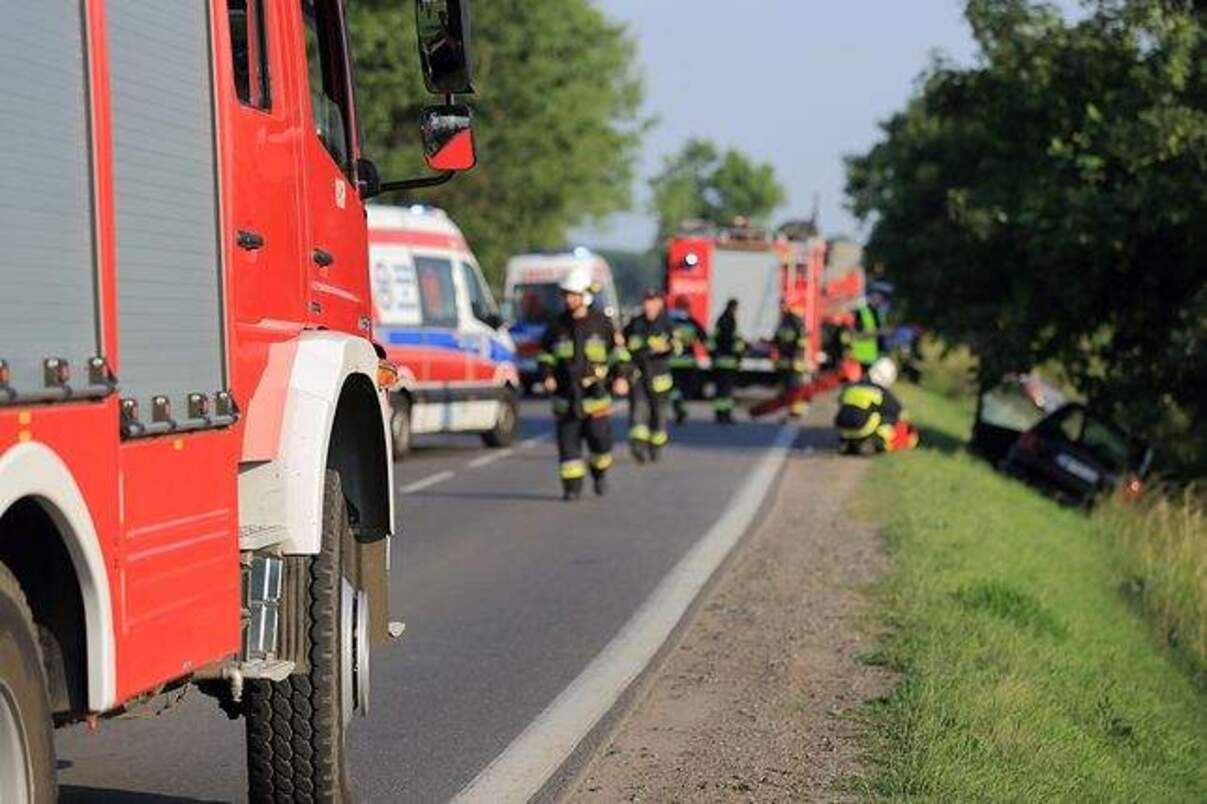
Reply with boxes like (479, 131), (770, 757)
(858, 384), (1207, 801)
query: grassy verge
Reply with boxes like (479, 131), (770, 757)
(859, 384), (1207, 801)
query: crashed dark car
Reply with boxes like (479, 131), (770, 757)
(1001, 402), (1153, 507)
(970, 374), (1067, 465)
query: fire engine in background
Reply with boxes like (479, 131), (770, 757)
(819, 239), (869, 362)
(665, 221), (828, 391)
(370, 205), (519, 459)
(0, 1), (475, 800)
(503, 249), (622, 391)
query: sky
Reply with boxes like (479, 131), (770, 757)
(572, 0), (1075, 251)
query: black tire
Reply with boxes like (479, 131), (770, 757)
(245, 472), (353, 803)
(0, 564), (56, 804)
(390, 396), (412, 461)
(482, 391), (518, 448)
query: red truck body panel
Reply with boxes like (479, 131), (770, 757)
(0, 0), (379, 708)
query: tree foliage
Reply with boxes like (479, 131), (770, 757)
(846, 0), (1206, 469)
(649, 138), (786, 244)
(349, 0), (647, 284)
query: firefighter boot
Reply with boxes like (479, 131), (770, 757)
(592, 471), (609, 497)
(590, 454), (613, 496)
(562, 477), (584, 501)
(649, 431), (668, 463)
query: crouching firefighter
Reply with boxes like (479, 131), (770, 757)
(625, 289), (676, 463)
(540, 268), (630, 500)
(834, 358), (919, 455)
(709, 298), (746, 423)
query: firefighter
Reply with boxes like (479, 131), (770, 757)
(669, 296), (708, 424)
(834, 358), (919, 455)
(843, 302), (881, 373)
(539, 268), (630, 500)
(708, 298), (746, 424)
(624, 289), (676, 463)
(774, 300), (809, 418)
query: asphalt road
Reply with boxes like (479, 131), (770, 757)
(55, 400), (815, 802)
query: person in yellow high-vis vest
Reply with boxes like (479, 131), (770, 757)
(843, 303), (881, 373)
(624, 289), (676, 463)
(708, 298), (746, 424)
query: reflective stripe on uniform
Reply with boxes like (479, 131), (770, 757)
(612, 348), (632, 364)
(839, 385), (883, 410)
(627, 334), (645, 351)
(629, 424), (651, 443)
(589, 452), (614, 471)
(713, 397), (735, 412)
(560, 459), (587, 479)
(537, 352), (556, 366)
(651, 374), (673, 394)
(714, 356), (740, 369)
(840, 411), (882, 440)
(650, 430), (669, 447)
(584, 342), (608, 363)
(582, 396), (612, 416)
(554, 340), (574, 359)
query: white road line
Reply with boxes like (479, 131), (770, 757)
(452, 424), (799, 804)
(467, 448), (515, 469)
(399, 470), (455, 495)
(518, 433), (549, 450)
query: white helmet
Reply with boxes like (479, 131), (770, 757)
(868, 357), (898, 388)
(559, 266), (594, 305)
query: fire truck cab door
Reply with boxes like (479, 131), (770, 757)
(226, 0), (306, 329)
(299, 0), (370, 335)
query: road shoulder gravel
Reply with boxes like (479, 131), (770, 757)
(566, 438), (894, 801)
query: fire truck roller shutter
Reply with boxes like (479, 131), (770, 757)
(108, 2), (229, 435)
(711, 249), (782, 343)
(0, 3), (103, 402)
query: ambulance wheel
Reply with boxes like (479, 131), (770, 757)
(483, 391), (518, 448)
(390, 396), (412, 461)
(245, 472), (359, 803)
(0, 563), (56, 804)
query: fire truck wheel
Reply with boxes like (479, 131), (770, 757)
(390, 396), (412, 461)
(245, 472), (354, 803)
(482, 391), (519, 448)
(0, 564), (57, 804)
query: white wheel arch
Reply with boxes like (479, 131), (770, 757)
(239, 332), (395, 555)
(0, 442), (117, 711)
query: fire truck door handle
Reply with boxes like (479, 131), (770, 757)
(236, 229), (265, 251)
(312, 248), (335, 267)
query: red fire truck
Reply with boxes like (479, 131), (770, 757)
(0, 1), (475, 799)
(665, 222), (829, 388)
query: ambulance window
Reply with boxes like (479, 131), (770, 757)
(228, 0), (271, 109)
(414, 256), (459, 329)
(301, 0), (351, 170)
(460, 263), (497, 323)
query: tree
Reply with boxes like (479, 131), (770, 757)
(846, 0), (1206, 472)
(649, 138), (786, 244)
(349, 0), (648, 285)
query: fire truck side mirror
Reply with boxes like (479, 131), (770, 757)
(421, 104), (477, 172)
(416, 0), (474, 95)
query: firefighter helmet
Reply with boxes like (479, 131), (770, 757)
(868, 358), (898, 388)
(560, 267), (594, 306)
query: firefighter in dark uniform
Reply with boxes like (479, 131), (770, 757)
(708, 298), (746, 424)
(774, 300), (809, 418)
(834, 358), (918, 454)
(539, 268), (630, 500)
(624, 289), (676, 463)
(669, 296), (708, 424)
